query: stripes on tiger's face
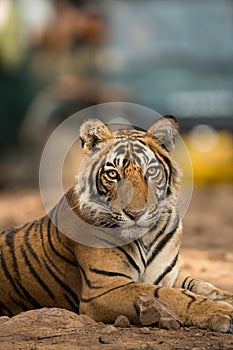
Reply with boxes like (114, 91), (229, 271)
(75, 117), (180, 241)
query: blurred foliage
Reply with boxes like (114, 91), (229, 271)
(183, 131), (233, 183)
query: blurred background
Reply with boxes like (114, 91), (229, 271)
(0, 0), (232, 290)
(0, 0), (233, 187)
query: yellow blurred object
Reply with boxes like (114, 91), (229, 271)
(182, 127), (233, 183)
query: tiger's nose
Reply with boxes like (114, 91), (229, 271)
(123, 209), (145, 221)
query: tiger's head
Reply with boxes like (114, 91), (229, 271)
(75, 116), (180, 241)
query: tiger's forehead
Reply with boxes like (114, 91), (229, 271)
(112, 129), (146, 140)
(103, 131), (157, 167)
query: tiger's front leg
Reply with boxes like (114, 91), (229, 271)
(79, 280), (233, 333)
(76, 247), (233, 333)
(175, 273), (233, 306)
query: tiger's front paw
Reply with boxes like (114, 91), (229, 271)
(191, 300), (233, 333)
(214, 291), (233, 307)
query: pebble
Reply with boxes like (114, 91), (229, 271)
(184, 327), (191, 331)
(114, 315), (131, 328)
(99, 335), (112, 344)
(159, 317), (181, 330)
(138, 327), (151, 334)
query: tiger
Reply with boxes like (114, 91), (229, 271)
(0, 115), (233, 333)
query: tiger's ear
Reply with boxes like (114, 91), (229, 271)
(80, 119), (112, 152)
(147, 115), (179, 152)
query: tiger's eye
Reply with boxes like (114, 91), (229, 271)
(107, 170), (118, 179)
(146, 166), (159, 178)
(147, 167), (157, 175)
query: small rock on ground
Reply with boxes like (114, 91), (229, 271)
(114, 315), (131, 328)
(136, 293), (182, 330)
(99, 335), (112, 344)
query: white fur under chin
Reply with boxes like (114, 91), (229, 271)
(119, 225), (150, 241)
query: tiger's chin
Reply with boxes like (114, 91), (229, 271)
(119, 225), (150, 241)
(114, 211), (162, 242)
(104, 220), (154, 243)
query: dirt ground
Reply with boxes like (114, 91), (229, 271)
(0, 184), (232, 349)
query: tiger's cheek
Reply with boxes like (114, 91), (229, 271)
(110, 185), (118, 201)
(146, 183), (159, 212)
(101, 177), (118, 201)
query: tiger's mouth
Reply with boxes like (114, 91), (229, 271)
(109, 208), (160, 236)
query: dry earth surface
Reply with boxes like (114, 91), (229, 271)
(0, 184), (232, 350)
